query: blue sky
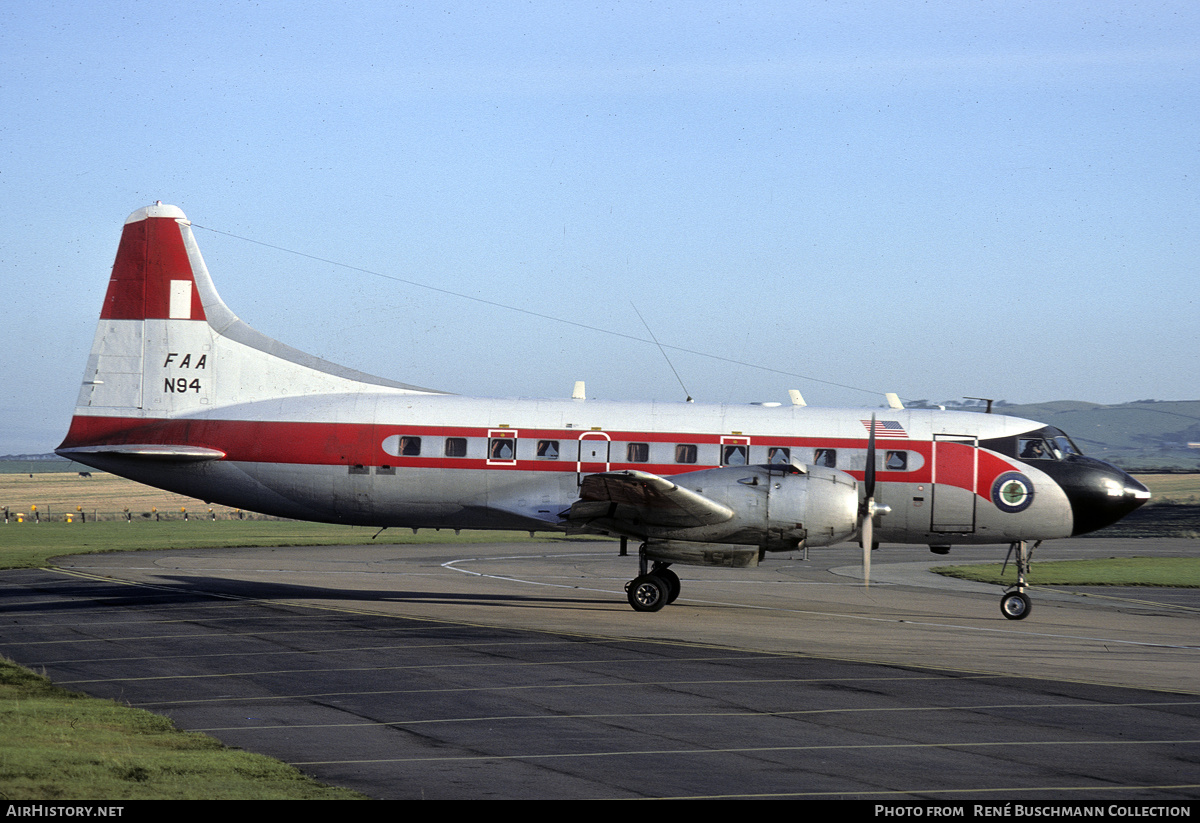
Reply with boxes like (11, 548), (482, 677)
(2, 1), (1197, 453)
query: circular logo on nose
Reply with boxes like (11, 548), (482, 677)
(992, 472), (1034, 513)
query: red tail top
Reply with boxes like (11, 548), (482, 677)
(100, 203), (206, 322)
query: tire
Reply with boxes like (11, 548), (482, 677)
(656, 568), (681, 604)
(627, 574), (668, 612)
(1000, 591), (1031, 620)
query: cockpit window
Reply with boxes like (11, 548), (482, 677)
(1018, 438), (1051, 459)
(1019, 434), (1082, 460)
(985, 426), (1084, 463)
(1051, 435), (1081, 458)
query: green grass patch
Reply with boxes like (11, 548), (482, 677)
(933, 557), (1200, 587)
(0, 519), (600, 570)
(0, 657), (363, 800)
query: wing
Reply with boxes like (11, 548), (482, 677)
(567, 469), (734, 530)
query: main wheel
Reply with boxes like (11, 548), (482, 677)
(1000, 591), (1031, 620)
(627, 574), (668, 612)
(656, 568), (681, 604)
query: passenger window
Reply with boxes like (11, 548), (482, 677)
(885, 450), (907, 470)
(490, 438), (516, 460)
(536, 440), (559, 459)
(398, 436), (421, 456)
(722, 444), (748, 466)
(768, 447), (790, 464)
(627, 443), (649, 462)
(444, 437), (467, 457)
(675, 444), (698, 464)
(814, 448), (837, 468)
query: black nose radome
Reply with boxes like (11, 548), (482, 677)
(1032, 456), (1151, 536)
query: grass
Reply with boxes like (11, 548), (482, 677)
(933, 557), (1200, 588)
(0, 658), (364, 800)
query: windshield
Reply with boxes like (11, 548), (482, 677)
(1014, 428), (1083, 460)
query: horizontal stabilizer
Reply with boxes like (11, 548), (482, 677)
(57, 444), (226, 462)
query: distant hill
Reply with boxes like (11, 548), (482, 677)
(908, 399), (1200, 470)
(994, 400), (1200, 470)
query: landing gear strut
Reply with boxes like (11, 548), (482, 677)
(999, 539), (1038, 620)
(624, 545), (681, 612)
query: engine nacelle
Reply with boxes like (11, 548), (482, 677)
(639, 462), (860, 552)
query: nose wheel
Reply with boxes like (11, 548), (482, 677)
(1000, 590), (1031, 620)
(1000, 540), (1037, 620)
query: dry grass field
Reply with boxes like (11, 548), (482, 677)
(1, 471), (246, 521)
(1136, 472), (1200, 504)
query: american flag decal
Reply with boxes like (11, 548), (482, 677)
(861, 419), (907, 438)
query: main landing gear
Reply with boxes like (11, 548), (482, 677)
(625, 548), (681, 612)
(999, 539), (1039, 620)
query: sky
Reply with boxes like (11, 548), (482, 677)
(1, 1), (1197, 454)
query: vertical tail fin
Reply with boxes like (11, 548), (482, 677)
(101, 203), (207, 324)
(76, 203), (213, 412)
(60, 203), (441, 456)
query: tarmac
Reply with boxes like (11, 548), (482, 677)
(1, 536), (1197, 799)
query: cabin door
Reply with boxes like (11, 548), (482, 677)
(931, 434), (977, 533)
(577, 433), (611, 485)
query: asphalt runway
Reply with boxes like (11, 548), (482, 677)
(1, 537), (1197, 799)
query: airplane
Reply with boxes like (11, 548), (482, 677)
(57, 203), (1152, 619)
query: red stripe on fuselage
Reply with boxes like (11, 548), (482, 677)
(60, 414), (1021, 498)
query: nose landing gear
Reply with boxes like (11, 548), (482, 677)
(1000, 540), (1038, 620)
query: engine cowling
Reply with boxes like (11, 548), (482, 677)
(638, 462), (859, 552)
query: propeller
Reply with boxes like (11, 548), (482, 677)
(858, 414), (891, 586)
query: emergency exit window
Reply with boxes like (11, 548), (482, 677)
(490, 438), (516, 460)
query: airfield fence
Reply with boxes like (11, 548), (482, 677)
(2, 506), (287, 524)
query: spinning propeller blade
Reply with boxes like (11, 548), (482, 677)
(859, 414), (878, 586)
